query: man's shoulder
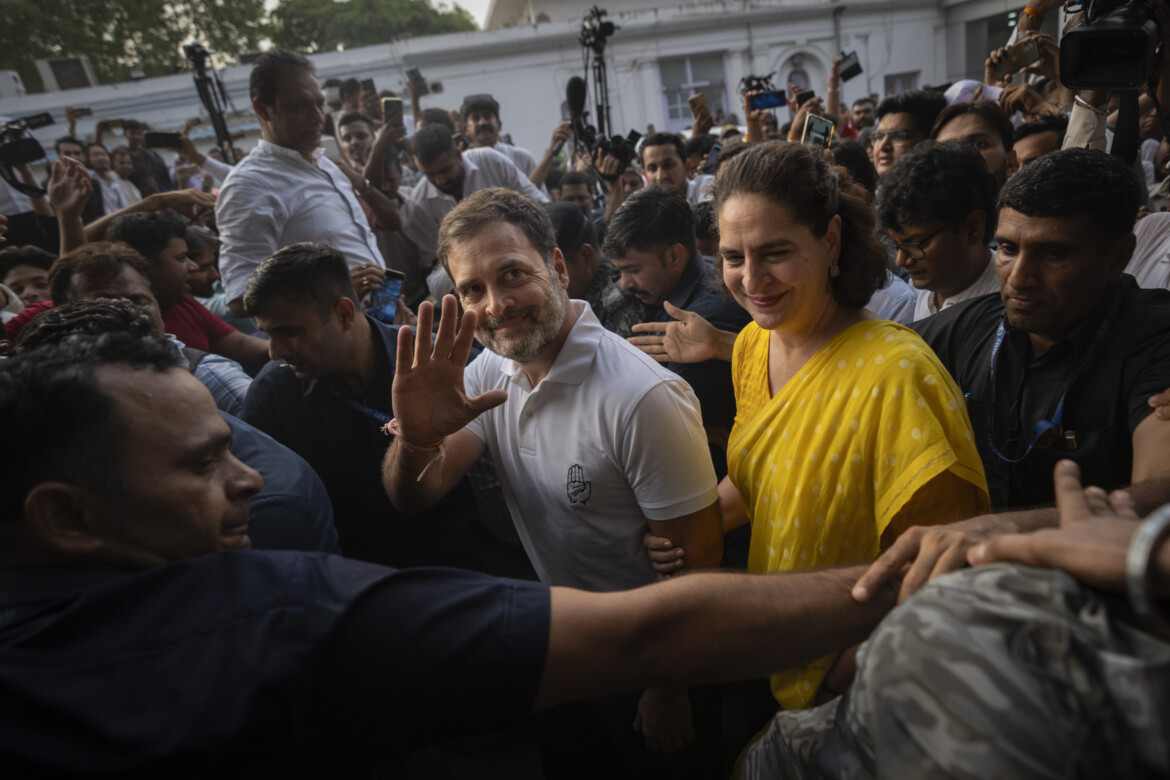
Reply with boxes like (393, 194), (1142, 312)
(466, 146), (514, 169)
(912, 291), (1002, 347)
(1124, 282), (1170, 325)
(219, 152), (272, 189)
(589, 326), (691, 396)
(248, 360), (304, 400)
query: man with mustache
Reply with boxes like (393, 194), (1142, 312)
(383, 188), (725, 775)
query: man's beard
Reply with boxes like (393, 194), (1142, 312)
(476, 282), (567, 363)
(438, 167), (465, 197)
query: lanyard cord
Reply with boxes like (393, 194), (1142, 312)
(985, 284), (1126, 463)
(328, 383), (393, 428)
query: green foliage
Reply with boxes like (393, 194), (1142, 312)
(1, 0), (268, 93)
(0, 0), (475, 94)
(269, 0), (477, 53)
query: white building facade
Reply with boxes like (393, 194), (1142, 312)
(0, 0), (1055, 160)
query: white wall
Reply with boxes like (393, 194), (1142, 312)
(1, 0), (972, 164)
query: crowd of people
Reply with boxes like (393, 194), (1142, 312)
(3, 0), (1170, 776)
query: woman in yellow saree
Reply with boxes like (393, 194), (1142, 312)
(649, 142), (989, 711)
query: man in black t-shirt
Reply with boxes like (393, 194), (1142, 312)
(853, 147), (1170, 605)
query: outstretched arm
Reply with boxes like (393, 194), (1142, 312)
(967, 460), (1165, 593)
(628, 302), (737, 364)
(536, 564), (894, 711)
(530, 122), (572, 189)
(82, 188), (217, 244)
(853, 411), (1170, 604)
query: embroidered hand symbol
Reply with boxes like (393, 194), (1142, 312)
(567, 464), (591, 505)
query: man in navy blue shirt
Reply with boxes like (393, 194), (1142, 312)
(0, 332), (894, 777)
(240, 242), (526, 574)
(604, 185), (750, 473)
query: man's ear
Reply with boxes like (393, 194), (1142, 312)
(576, 243), (597, 268)
(667, 242), (689, 270)
(1106, 232), (1137, 279)
(23, 482), (104, 557)
(552, 248), (570, 291)
(334, 297), (358, 331)
(253, 98), (271, 124)
(964, 210), (988, 246)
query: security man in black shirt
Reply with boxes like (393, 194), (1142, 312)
(853, 148), (1170, 604)
(240, 242), (529, 575)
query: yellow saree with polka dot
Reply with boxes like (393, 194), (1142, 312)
(728, 319), (989, 709)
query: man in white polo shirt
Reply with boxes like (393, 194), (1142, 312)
(404, 125), (547, 297)
(383, 188), (722, 769)
(215, 50), (385, 316)
(877, 141), (1000, 321)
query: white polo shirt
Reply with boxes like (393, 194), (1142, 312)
(463, 301), (719, 592)
(215, 139), (383, 303)
(404, 146), (549, 271)
(912, 252), (1000, 321)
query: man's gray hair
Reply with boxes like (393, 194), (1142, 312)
(437, 188), (557, 275)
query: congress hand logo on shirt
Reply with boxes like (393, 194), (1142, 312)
(567, 464), (591, 505)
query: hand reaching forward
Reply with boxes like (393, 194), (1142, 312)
(967, 460), (1142, 593)
(628, 302), (723, 364)
(150, 189), (217, 220)
(392, 294), (507, 446)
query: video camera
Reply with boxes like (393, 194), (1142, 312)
(0, 113), (52, 197)
(580, 6), (617, 54)
(1060, 0), (1165, 89)
(183, 42), (211, 69)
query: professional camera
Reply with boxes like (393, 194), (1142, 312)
(0, 113), (51, 197)
(596, 131), (641, 175)
(1060, 0), (1164, 89)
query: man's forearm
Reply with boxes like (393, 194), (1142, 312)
(603, 185), (624, 226)
(381, 437), (452, 514)
(980, 478), (1170, 537)
(58, 209), (87, 255)
(529, 149), (556, 189)
(362, 186), (402, 232)
(537, 565), (894, 709)
(82, 193), (159, 243)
